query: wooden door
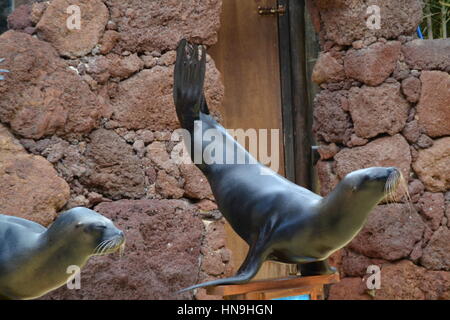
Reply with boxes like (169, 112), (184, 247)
(208, 0), (296, 280)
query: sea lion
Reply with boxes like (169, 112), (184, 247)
(0, 207), (125, 300)
(173, 40), (404, 292)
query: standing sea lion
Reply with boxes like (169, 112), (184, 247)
(173, 40), (404, 292)
(0, 207), (125, 300)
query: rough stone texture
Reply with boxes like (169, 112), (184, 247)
(196, 219), (234, 300)
(36, 0), (109, 58)
(79, 129), (146, 200)
(328, 277), (370, 300)
(344, 41), (401, 86)
(401, 76), (421, 103)
(318, 143), (340, 160)
(313, 90), (352, 144)
(348, 82), (409, 139)
(416, 71), (450, 138)
(349, 204), (425, 261)
(409, 179), (425, 203)
(110, 57), (223, 131)
(0, 31), (106, 139)
(42, 199), (205, 300)
(334, 134), (411, 180)
(403, 39), (450, 71)
(402, 120), (422, 144)
(312, 52), (345, 84)
(313, 0), (449, 301)
(374, 260), (450, 300)
(7, 4), (33, 31)
(417, 192), (445, 231)
(319, 0), (423, 46)
(413, 137), (450, 193)
(99, 30), (120, 55)
(156, 170), (184, 199)
(104, 0), (222, 53)
(341, 250), (378, 277)
(316, 160), (339, 196)
(0, 124), (69, 226)
(30, 2), (48, 25)
(180, 164), (213, 200)
(106, 53), (144, 79)
(421, 227), (450, 271)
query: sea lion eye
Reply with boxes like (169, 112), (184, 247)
(75, 222), (84, 228)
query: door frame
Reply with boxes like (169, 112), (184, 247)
(277, 0), (315, 188)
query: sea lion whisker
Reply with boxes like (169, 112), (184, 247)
(100, 239), (115, 256)
(96, 239), (113, 256)
(93, 239), (109, 255)
(119, 240), (126, 259)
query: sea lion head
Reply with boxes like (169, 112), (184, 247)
(340, 167), (403, 204)
(48, 207), (125, 257)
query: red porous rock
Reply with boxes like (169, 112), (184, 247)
(349, 204), (425, 261)
(334, 134), (411, 180)
(110, 56), (223, 131)
(318, 0), (423, 46)
(0, 31), (106, 139)
(180, 164), (213, 200)
(104, 0), (222, 53)
(316, 160), (340, 196)
(36, 0), (109, 58)
(7, 4), (33, 32)
(413, 137), (450, 193)
(79, 129), (146, 200)
(417, 192), (445, 231)
(401, 76), (422, 103)
(420, 227), (450, 271)
(416, 71), (450, 138)
(402, 39), (450, 71)
(313, 90), (352, 144)
(41, 199), (205, 300)
(344, 41), (401, 86)
(348, 82), (410, 139)
(328, 277), (370, 300)
(312, 52), (345, 84)
(0, 124), (70, 226)
(374, 260), (449, 300)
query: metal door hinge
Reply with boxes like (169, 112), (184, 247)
(258, 5), (286, 16)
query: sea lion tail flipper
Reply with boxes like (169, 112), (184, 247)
(173, 39), (208, 132)
(177, 245), (266, 294)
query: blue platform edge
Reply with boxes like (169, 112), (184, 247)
(273, 294), (310, 300)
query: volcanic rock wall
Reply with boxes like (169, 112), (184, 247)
(309, 0), (449, 299)
(0, 0), (231, 299)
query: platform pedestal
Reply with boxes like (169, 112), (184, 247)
(206, 273), (340, 300)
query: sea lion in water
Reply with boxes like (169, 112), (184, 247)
(0, 207), (125, 300)
(173, 40), (404, 292)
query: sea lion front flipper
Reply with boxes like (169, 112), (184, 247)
(299, 260), (337, 276)
(173, 39), (207, 132)
(177, 243), (268, 293)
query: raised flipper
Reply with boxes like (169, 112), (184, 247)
(178, 242), (269, 293)
(173, 39), (207, 133)
(299, 260), (337, 276)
